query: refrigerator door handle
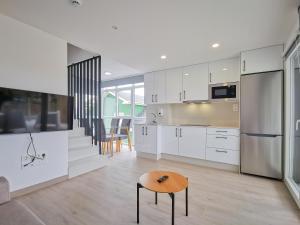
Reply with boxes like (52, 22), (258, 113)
(244, 133), (278, 138)
(296, 119), (300, 131)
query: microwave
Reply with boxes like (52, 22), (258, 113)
(209, 82), (239, 102)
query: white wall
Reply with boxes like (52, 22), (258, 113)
(0, 14), (68, 192)
(67, 43), (97, 66)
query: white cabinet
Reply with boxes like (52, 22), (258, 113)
(209, 57), (240, 84)
(160, 126), (179, 155)
(134, 124), (157, 154)
(206, 128), (240, 165)
(165, 68), (183, 103)
(241, 45), (283, 75)
(182, 63), (209, 101)
(178, 127), (206, 159)
(144, 71), (166, 104)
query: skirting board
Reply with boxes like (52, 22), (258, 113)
(136, 152), (239, 172)
(11, 175), (68, 198)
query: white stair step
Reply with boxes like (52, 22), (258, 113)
(68, 127), (85, 137)
(69, 136), (92, 149)
(68, 155), (106, 178)
(69, 147), (99, 162)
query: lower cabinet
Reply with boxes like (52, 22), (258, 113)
(206, 148), (239, 165)
(134, 124), (157, 154)
(178, 126), (206, 159)
(160, 126), (206, 160)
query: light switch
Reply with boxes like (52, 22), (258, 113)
(233, 104), (239, 112)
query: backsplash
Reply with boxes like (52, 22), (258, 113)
(146, 102), (239, 127)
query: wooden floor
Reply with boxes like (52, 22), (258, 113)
(16, 151), (300, 225)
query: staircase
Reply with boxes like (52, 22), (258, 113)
(68, 121), (106, 178)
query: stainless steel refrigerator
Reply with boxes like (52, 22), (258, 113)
(240, 71), (283, 179)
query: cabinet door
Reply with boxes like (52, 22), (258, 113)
(144, 126), (157, 154)
(178, 127), (206, 159)
(160, 126), (179, 155)
(241, 45), (283, 74)
(182, 63), (209, 101)
(165, 68), (182, 103)
(144, 73), (155, 105)
(134, 125), (145, 152)
(154, 71), (166, 104)
(209, 57), (240, 84)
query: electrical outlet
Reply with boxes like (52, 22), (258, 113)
(21, 153), (47, 169)
(233, 104), (239, 112)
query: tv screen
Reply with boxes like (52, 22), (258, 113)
(0, 87), (73, 134)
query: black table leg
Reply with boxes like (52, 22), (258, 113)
(168, 193), (175, 225)
(155, 192), (158, 205)
(186, 187), (188, 216)
(137, 183), (143, 224)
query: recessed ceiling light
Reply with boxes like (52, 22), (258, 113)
(160, 55), (167, 60)
(222, 68), (228, 71)
(112, 25), (118, 30)
(184, 73), (189, 76)
(212, 43), (220, 48)
(104, 71), (112, 76)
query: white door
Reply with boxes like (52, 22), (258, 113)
(134, 124), (145, 152)
(165, 68), (182, 103)
(160, 126), (179, 155)
(154, 71), (166, 104)
(182, 63), (209, 101)
(209, 57), (240, 84)
(241, 45), (283, 74)
(144, 125), (157, 154)
(144, 73), (155, 105)
(179, 127), (206, 159)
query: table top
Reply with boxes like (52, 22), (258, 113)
(139, 171), (188, 193)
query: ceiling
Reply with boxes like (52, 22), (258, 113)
(0, 0), (298, 80)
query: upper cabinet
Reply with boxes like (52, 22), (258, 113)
(209, 57), (240, 84)
(241, 45), (283, 75)
(182, 63), (209, 101)
(165, 68), (183, 103)
(144, 71), (166, 104)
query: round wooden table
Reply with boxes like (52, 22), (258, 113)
(137, 171), (189, 225)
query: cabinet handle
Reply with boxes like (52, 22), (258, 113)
(145, 126), (148, 135)
(216, 130), (228, 133)
(179, 92), (182, 101)
(151, 95), (154, 103)
(179, 128), (182, 137)
(142, 126), (144, 135)
(216, 149), (228, 153)
(155, 94), (158, 102)
(243, 60), (246, 72)
(216, 136), (228, 139)
(183, 90), (186, 100)
(175, 128), (178, 137)
(209, 73), (212, 83)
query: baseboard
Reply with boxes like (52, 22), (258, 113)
(11, 175), (68, 198)
(136, 152), (161, 160)
(160, 153), (239, 172)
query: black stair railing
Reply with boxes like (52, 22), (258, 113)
(68, 56), (102, 154)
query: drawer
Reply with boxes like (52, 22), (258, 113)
(206, 147), (240, 165)
(206, 134), (240, 150)
(207, 128), (240, 136)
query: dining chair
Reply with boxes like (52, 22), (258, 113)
(115, 119), (132, 151)
(100, 119), (114, 156)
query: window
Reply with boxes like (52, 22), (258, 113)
(102, 91), (116, 117)
(134, 87), (145, 117)
(117, 89), (132, 116)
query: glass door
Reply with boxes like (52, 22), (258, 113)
(291, 48), (300, 190)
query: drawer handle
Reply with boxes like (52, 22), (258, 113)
(216, 150), (228, 153)
(216, 130), (228, 133)
(216, 136), (228, 139)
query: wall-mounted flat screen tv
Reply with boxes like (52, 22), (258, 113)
(0, 87), (73, 134)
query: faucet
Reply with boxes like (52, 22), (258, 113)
(150, 113), (157, 124)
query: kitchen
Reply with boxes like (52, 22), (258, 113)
(135, 44), (283, 177)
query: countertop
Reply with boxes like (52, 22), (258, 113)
(134, 122), (239, 129)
